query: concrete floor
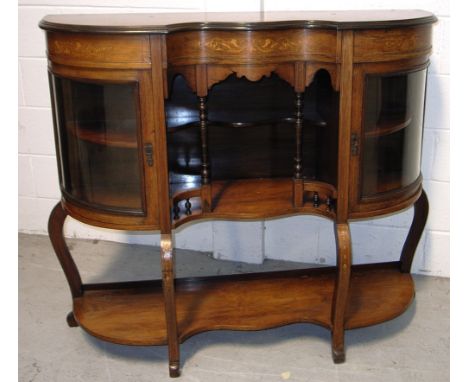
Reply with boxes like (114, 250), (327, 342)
(19, 233), (449, 382)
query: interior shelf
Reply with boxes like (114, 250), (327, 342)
(66, 186), (143, 213)
(73, 262), (414, 346)
(365, 116), (412, 138)
(167, 117), (327, 131)
(66, 122), (138, 148)
(167, 119), (330, 180)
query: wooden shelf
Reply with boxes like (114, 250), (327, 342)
(167, 116), (329, 180)
(171, 178), (337, 226)
(211, 178), (297, 216)
(65, 184), (143, 213)
(365, 116), (412, 138)
(167, 117), (327, 131)
(73, 262), (414, 346)
(66, 122), (138, 149)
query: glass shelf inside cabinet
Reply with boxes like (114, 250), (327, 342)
(361, 69), (427, 198)
(51, 76), (144, 214)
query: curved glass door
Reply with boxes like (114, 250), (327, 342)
(361, 68), (427, 198)
(51, 76), (144, 214)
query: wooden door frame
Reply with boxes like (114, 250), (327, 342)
(348, 56), (430, 219)
(48, 63), (160, 230)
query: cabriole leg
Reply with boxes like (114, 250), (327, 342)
(161, 234), (180, 377)
(331, 222), (352, 363)
(400, 189), (429, 273)
(48, 202), (83, 325)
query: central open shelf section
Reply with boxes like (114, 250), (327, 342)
(165, 69), (340, 225)
(73, 262), (414, 346)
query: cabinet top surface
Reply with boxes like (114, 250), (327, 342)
(39, 10), (436, 34)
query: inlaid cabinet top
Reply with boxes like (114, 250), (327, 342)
(40, 10), (436, 34)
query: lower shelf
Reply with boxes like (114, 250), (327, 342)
(73, 262), (414, 346)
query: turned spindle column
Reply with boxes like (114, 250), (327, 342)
(199, 96), (212, 211)
(293, 92), (304, 207)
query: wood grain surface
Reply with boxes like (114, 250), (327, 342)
(42, 11), (433, 376)
(73, 262), (414, 346)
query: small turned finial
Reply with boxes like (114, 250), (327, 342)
(185, 199), (192, 215)
(173, 202), (180, 220)
(312, 192), (320, 208)
(326, 197), (332, 211)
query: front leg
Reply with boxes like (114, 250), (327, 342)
(160, 233), (180, 377)
(331, 222), (352, 363)
(48, 202), (83, 327)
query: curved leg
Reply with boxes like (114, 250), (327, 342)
(400, 189), (429, 273)
(48, 202), (83, 326)
(161, 234), (180, 378)
(331, 222), (352, 363)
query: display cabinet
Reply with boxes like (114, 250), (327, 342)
(40, 10), (435, 377)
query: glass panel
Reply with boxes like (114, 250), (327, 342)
(51, 76), (143, 213)
(361, 69), (427, 197)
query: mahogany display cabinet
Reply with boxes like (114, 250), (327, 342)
(40, 10), (435, 377)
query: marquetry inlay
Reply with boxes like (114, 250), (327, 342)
(47, 33), (151, 67)
(166, 29), (338, 65)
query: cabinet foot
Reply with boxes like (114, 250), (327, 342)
(169, 362), (181, 378)
(332, 343), (345, 364)
(66, 311), (78, 327)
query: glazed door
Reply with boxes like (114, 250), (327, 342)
(349, 61), (428, 217)
(49, 68), (160, 229)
